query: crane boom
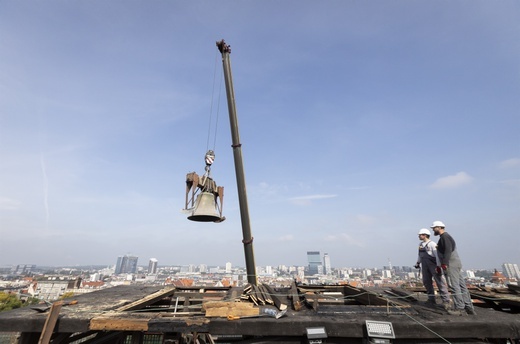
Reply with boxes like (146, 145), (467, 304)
(216, 39), (257, 285)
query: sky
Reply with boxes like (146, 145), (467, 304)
(1, 1), (519, 271)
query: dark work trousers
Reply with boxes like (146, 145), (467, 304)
(419, 246), (450, 303)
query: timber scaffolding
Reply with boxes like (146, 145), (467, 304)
(0, 282), (519, 344)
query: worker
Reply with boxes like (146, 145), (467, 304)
(431, 221), (476, 316)
(414, 228), (451, 309)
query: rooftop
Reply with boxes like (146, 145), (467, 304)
(0, 282), (519, 343)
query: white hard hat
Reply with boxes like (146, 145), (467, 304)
(418, 228), (431, 236)
(430, 220), (445, 228)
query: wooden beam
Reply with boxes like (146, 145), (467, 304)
(38, 301), (63, 344)
(90, 317), (149, 331)
(262, 284), (287, 311)
(203, 300), (259, 318)
(115, 287), (176, 312)
(289, 280), (302, 311)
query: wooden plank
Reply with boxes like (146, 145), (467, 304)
(469, 290), (520, 311)
(203, 301), (259, 318)
(257, 284), (271, 305)
(305, 293), (319, 311)
(252, 285), (266, 305)
(298, 285), (346, 293)
(115, 287), (176, 312)
(38, 301), (63, 344)
(289, 280), (302, 311)
(205, 306), (260, 317)
(203, 301), (255, 310)
(262, 284), (287, 311)
(90, 317), (149, 331)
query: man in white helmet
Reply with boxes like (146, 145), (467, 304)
(431, 220), (476, 316)
(414, 228), (451, 309)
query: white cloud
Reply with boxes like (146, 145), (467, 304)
(430, 172), (474, 189)
(499, 158), (520, 169)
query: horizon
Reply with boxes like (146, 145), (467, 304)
(3, 260), (518, 272)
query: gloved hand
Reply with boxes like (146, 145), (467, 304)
(435, 266), (442, 274)
(441, 264), (448, 271)
(414, 263), (420, 269)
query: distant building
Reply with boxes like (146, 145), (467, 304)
(307, 251), (322, 275)
(115, 255), (139, 274)
(148, 258), (158, 274)
(502, 263), (520, 280)
(323, 253), (332, 275)
(33, 277), (82, 301)
(180, 265), (197, 273)
(12, 264), (36, 275)
(265, 265), (273, 276)
(491, 269), (507, 284)
(382, 270), (392, 279)
(225, 262), (232, 273)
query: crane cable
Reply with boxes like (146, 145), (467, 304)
(204, 48), (224, 177)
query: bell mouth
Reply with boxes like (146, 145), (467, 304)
(188, 214), (222, 222)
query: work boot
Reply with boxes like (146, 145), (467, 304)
(425, 299), (436, 307)
(464, 307), (477, 315)
(446, 309), (466, 316)
(442, 302), (451, 311)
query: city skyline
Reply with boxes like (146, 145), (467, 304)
(4, 257), (519, 275)
(1, 2), (519, 270)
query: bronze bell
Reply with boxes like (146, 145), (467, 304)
(187, 192), (221, 222)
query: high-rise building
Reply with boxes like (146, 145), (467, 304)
(114, 255), (139, 274)
(115, 257), (123, 274)
(502, 263), (520, 279)
(265, 265), (273, 276)
(323, 253), (332, 275)
(148, 258), (158, 274)
(12, 264), (36, 275)
(307, 251), (322, 275)
(225, 262), (232, 273)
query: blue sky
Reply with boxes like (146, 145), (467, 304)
(1, 1), (519, 271)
